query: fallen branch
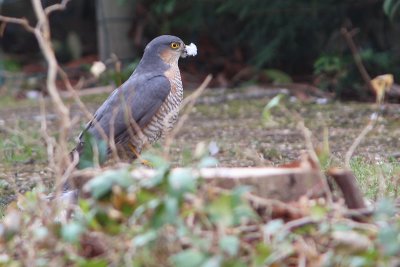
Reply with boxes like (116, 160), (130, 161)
(341, 27), (375, 94)
(70, 163), (326, 202)
(327, 168), (366, 209)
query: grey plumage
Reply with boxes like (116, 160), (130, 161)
(76, 35), (186, 160)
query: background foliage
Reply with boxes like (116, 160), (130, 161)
(1, 0), (400, 98)
(127, 0), (400, 97)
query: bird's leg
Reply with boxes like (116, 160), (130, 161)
(128, 144), (153, 167)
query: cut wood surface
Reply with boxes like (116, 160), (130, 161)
(65, 153), (329, 203)
(71, 163), (325, 203)
(130, 167), (325, 202)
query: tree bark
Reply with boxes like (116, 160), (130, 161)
(327, 168), (366, 209)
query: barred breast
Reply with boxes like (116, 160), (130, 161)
(125, 64), (183, 157)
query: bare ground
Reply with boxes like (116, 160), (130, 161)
(0, 88), (399, 205)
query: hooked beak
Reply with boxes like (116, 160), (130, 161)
(180, 44), (188, 58)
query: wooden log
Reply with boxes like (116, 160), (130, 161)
(387, 83), (400, 99)
(327, 168), (366, 209)
(128, 165), (325, 202)
(71, 159), (326, 203)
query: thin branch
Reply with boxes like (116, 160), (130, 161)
(299, 122), (334, 204)
(108, 106), (121, 162)
(345, 113), (377, 168)
(57, 67), (110, 143)
(44, 0), (71, 16)
(341, 27), (375, 94)
(39, 95), (56, 172)
(0, 15), (34, 34)
(30, 0), (72, 178)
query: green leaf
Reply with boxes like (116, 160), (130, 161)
(208, 194), (234, 227)
(78, 259), (108, 267)
(132, 230), (157, 247)
(150, 195), (182, 229)
(202, 255), (222, 267)
(219, 235), (239, 256)
(310, 204), (328, 220)
(232, 186), (252, 199)
(221, 259), (247, 267)
(78, 131), (107, 169)
(384, 0), (394, 15)
(383, 0), (400, 19)
(33, 226), (48, 240)
(264, 219), (284, 236)
(170, 249), (207, 267)
(378, 225), (400, 256)
(85, 168), (132, 199)
(374, 198), (396, 220)
(61, 221), (84, 243)
(232, 187), (257, 223)
(253, 242), (272, 267)
(168, 169), (197, 197)
(263, 69), (292, 84)
(141, 153), (170, 170)
(261, 94), (284, 124)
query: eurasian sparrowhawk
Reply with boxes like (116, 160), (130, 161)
(74, 35), (197, 162)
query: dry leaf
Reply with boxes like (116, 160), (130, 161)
(371, 74), (394, 104)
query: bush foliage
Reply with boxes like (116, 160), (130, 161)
(128, 0), (400, 97)
(2, 149), (400, 266)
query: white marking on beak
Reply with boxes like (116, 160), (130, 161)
(185, 43), (197, 56)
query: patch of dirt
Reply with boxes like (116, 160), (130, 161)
(0, 89), (399, 204)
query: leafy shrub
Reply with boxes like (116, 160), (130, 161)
(2, 147), (400, 266)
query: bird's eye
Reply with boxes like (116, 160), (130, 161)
(170, 42), (180, 49)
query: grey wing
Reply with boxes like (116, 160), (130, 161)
(83, 75), (171, 142)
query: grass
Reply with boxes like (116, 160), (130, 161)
(0, 122), (46, 165)
(0, 92), (399, 209)
(0, 91), (400, 265)
(350, 156), (400, 200)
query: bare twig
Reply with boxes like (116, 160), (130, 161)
(57, 67), (110, 143)
(345, 113), (377, 168)
(0, 15), (34, 34)
(206, 185), (305, 220)
(341, 27), (375, 94)
(1, 0), (77, 197)
(39, 96), (56, 172)
(29, 0), (72, 178)
(281, 216), (316, 232)
(108, 106), (122, 162)
(44, 0), (71, 16)
(295, 120), (333, 205)
(274, 103), (334, 205)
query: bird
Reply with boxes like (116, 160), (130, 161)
(69, 35), (197, 176)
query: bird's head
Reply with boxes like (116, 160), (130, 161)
(143, 35), (196, 66)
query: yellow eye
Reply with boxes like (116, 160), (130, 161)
(170, 42), (180, 49)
